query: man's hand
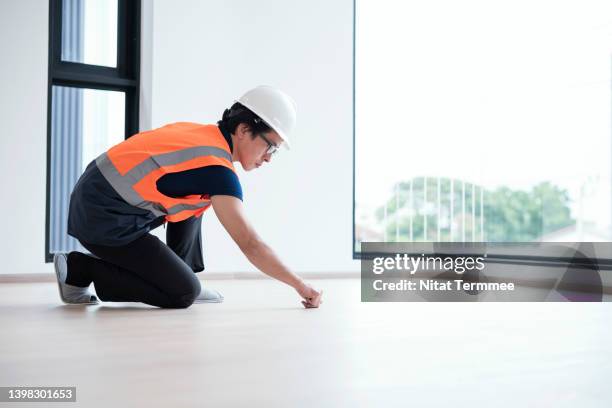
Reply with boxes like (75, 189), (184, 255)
(296, 282), (323, 308)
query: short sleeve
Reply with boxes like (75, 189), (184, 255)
(156, 165), (243, 201)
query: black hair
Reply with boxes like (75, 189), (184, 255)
(217, 102), (272, 139)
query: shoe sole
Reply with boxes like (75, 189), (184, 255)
(193, 293), (224, 304)
(53, 253), (99, 305)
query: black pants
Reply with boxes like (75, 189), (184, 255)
(66, 216), (205, 309)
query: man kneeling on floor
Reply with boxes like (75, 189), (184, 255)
(52, 85), (323, 309)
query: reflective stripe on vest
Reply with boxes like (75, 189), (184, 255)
(95, 123), (235, 222)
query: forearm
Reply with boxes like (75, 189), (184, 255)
(242, 239), (304, 289)
(209, 195), (306, 291)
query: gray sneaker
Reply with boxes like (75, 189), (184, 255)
(53, 253), (99, 305)
(193, 287), (224, 303)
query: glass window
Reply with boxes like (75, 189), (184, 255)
(81, 88), (125, 168)
(48, 86), (125, 253)
(355, 0), (612, 252)
(61, 0), (118, 67)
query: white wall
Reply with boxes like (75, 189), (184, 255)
(0, 0), (52, 275)
(149, 0), (358, 274)
(0, 0), (359, 274)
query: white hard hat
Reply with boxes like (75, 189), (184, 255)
(236, 85), (297, 150)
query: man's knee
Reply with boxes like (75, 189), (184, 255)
(169, 277), (201, 308)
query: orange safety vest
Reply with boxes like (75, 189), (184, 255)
(95, 122), (236, 223)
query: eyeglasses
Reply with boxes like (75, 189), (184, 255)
(257, 133), (279, 155)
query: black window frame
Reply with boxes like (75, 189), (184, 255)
(45, 0), (141, 262)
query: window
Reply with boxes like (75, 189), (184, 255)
(46, 0), (140, 261)
(354, 0), (612, 261)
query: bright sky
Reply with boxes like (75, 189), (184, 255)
(355, 0), (612, 228)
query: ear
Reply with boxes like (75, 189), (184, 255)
(237, 123), (250, 139)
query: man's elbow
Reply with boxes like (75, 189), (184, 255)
(238, 234), (265, 258)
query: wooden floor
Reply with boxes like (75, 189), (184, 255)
(1, 278), (612, 407)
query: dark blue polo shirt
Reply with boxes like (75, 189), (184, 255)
(67, 125), (242, 246)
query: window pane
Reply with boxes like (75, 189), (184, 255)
(81, 88), (125, 168)
(61, 0), (118, 67)
(49, 86), (125, 253)
(355, 0), (612, 250)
